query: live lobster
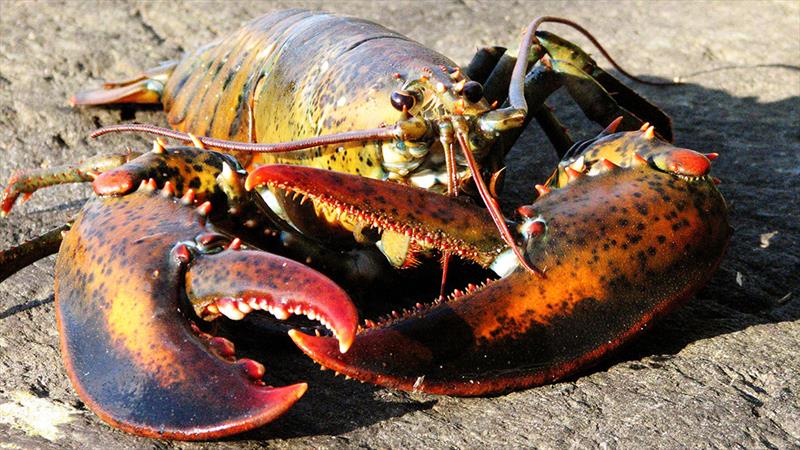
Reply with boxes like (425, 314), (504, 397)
(0, 10), (729, 441)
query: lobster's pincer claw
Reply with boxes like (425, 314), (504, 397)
(186, 248), (357, 353)
(252, 139), (730, 397)
(56, 190), (357, 440)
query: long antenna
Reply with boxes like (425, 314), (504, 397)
(91, 123), (403, 153)
(455, 129), (543, 277)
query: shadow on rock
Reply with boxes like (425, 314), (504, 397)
(212, 326), (436, 441)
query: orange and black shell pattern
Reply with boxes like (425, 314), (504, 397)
(162, 9), (490, 189)
(270, 130), (731, 396)
(54, 145), (358, 440)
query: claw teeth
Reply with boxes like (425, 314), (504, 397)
(236, 358), (266, 381)
(643, 125), (656, 140)
(173, 244), (192, 264)
(152, 139), (166, 154)
(272, 304), (290, 320)
(139, 179), (157, 192)
(600, 158), (620, 170)
(161, 181), (175, 197)
(564, 167), (582, 182)
(217, 297), (245, 320)
(568, 156), (585, 172)
(196, 201), (212, 216)
(639, 122), (651, 131)
(181, 189), (196, 205)
(208, 336), (236, 359)
(188, 133), (205, 149)
(219, 162), (238, 186)
(209, 296), (338, 343)
(236, 301), (252, 314)
(602, 116), (624, 135)
(535, 184), (550, 196)
(227, 238), (242, 250)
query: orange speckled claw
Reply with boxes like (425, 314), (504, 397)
(273, 136), (730, 397)
(55, 190), (357, 440)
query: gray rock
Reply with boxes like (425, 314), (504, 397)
(1, 1), (797, 448)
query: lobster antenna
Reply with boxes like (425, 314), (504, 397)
(454, 129), (543, 277)
(91, 123), (404, 153)
(507, 16), (679, 114)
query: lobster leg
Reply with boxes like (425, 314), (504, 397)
(501, 63), (575, 158)
(477, 48), (573, 158)
(69, 60), (177, 106)
(482, 53), (516, 105)
(534, 31), (674, 141)
(1, 152), (140, 216)
(464, 46), (507, 85)
(481, 26), (673, 158)
(0, 224), (68, 283)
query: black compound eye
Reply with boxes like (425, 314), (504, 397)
(462, 81), (483, 103)
(390, 90), (416, 111)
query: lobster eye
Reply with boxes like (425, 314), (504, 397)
(462, 81), (483, 103)
(390, 90), (416, 112)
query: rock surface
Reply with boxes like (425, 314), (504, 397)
(0, 1), (798, 448)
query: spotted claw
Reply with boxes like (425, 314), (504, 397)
(249, 131), (730, 396)
(56, 188), (357, 440)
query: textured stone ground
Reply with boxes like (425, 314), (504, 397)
(0, 1), (798, 448)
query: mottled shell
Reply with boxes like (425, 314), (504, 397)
(163, 10), (460, 180)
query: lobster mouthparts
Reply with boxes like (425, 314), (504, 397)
(55, 187), (357, 440)
(247, 134), (730, 396)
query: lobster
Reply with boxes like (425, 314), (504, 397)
(0, 9), (729, 441)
